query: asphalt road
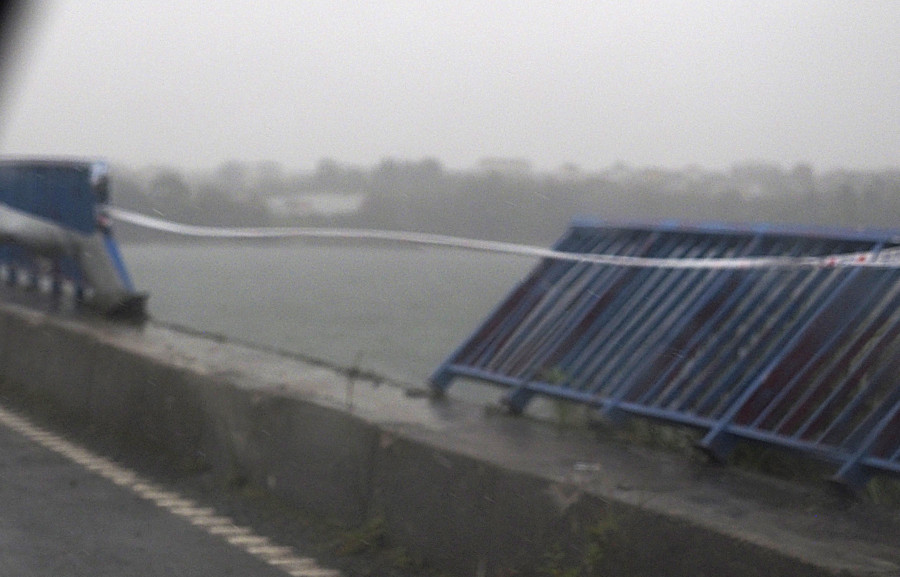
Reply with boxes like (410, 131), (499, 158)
(0, 405), (337, 577)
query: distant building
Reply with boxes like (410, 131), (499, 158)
(266, 192), (367, 219)
(478, 157), (532, 176)
(602, 162), (634, 183)
(730, 161), (786, 197)
(556, 162), (583, 181)
(730, 161), (784, 181)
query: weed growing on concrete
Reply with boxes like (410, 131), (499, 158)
(582, 514), (616, 572)
(535, 367), (592, 430)
(538, 545), (581, 577)
(728, 444), (830, 483)
(551, 399), (592, 430)
(865, 476), (900, 507)
(333, 516), (429, 575)
(611, 418), (701, 456)
(538, 513), (619, 577)
(382, 546), (425, 573)
(336, 516), (386, 555)
(540, 366), (569, 386)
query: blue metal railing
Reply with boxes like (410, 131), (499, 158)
(430, 219), (900, 487)
(0, 158), (143, 315)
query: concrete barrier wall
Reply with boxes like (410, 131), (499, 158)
(0, 301), (887, 577)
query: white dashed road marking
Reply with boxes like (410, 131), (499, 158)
(0, 404), (341, 577)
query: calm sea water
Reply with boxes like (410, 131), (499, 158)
(121, 241), (534, 389)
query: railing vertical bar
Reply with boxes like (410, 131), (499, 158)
(496, 235), (644, 376)
(785, 275), (900, 438)
(430, 228), (602, 389)
(690, 262), (843, 418)
(602, 234), (765, 416)
(813, 346), (897, 446)
(660, 256), (814, 413)
(561, 236), (693, 391)
(832, 389), (900, 486)
(588, 240), (729, 399)
(577, 239), (714, 393)
(466, 229), (603, 365)
(480, 232), (612, 371)
(749, 268), (898, 432)
(698, 265), (865, 460)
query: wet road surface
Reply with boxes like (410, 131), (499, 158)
(0, 404), (339, 577)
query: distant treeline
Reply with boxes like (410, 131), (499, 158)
(109, 158), (900, 244)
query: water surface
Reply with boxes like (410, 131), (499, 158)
(122, 241), (534, 390)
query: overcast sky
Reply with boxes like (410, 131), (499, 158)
(1, 1), (897, 172)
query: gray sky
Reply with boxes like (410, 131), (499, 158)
(1, 1), (897, 172)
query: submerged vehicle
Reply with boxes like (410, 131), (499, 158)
(0, 157), (146, 317)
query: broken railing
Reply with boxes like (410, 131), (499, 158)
(431, 218), (900, 488)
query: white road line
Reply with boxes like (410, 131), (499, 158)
(268, 557), (319, 568)
(226, 534), (271, 546)
(190, 515), (242, 527)
(170, 506), (216, 517)
(207, 524), (253, 536)
(155, 497), (198, 509)
(0, 404), (342, 577)
(287, 569), (343, 577)
(136, 488), (182, 500)
(268, 557), (343, 576)
(107, 471), (139, 486)
(248, 545), (296, 556)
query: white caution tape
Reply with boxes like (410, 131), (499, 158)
(108, 207), (900, 270)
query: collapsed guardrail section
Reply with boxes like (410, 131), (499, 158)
(431, 218), (900, 488)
